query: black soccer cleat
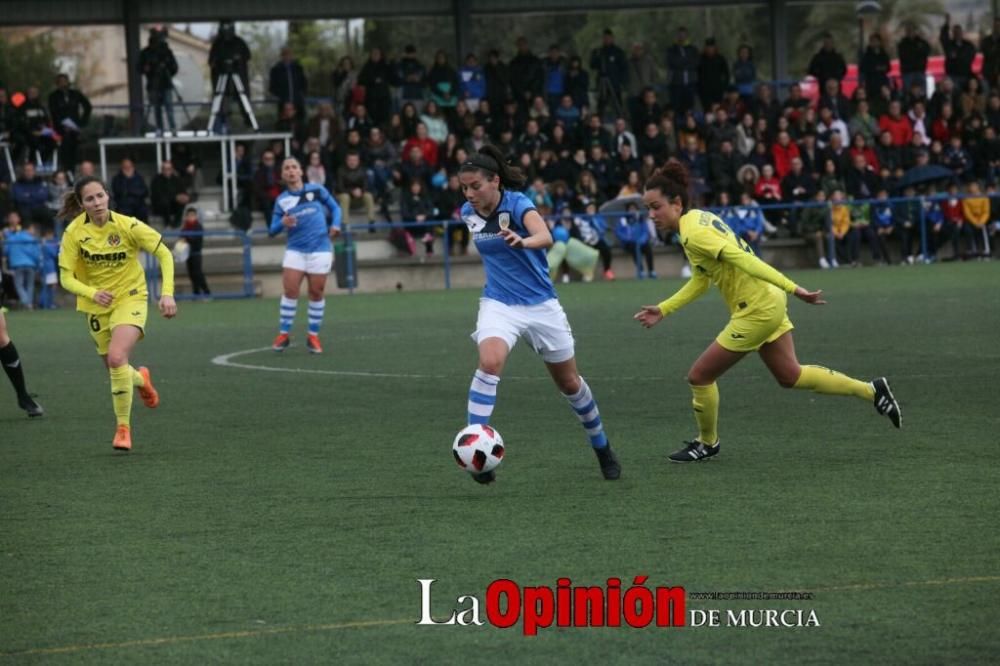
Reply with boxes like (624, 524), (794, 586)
(471, 470), (496, 485)
(872, 377), (902, 428)
(668, 439), (720, 463)
(594, 443), (621, 480)
(18, 395), (44, 418)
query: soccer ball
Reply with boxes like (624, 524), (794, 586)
(452, 424), (505, 474)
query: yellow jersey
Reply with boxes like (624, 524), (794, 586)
(658, 209), (798, 317)
(59, 211), (172, 314)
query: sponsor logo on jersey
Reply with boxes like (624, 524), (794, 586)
(81, 248), (127, 262)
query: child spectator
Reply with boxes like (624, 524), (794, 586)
(799, 189), (836, 268)
(614, 202), (655, 279)
(830, 189), (858, 266)
(922, 190), (946, 262)
(733, 191), (765, 254)
(894, 186), (921, 264)
(37, 228), (59, 309)
(941, 183), (966, 259)
(849, 200), (876, 265)
(872, 188), (894, 265)
(180, 205), (211, 298)
(961, 181), (990, 259)
(2, 219), (40, 309)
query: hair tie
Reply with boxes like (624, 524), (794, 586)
(460, 153), (500, 173)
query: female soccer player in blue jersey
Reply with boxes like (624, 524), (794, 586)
(458, 145), (620, 483)
(269, 157), (342, 354)
(634, 162), (901, 463)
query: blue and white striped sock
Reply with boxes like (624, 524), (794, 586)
(279, 296), (297, 334)
(467, 369), (499, 425)
(564, 377), (608, 449)
(308, 299), (326, 335)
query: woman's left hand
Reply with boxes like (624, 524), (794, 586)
(328, 226), (342, 239)
(793, 286), (826, 305)
(159, 295), (177, 318)
(501, 228), (524, 249)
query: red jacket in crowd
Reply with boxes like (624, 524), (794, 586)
(942, 197), (964, 224)
(402, 136), (439, 168)
(755, 175), (782, 202)
(878, 113), (913, 146)
(849, 146), (880, 172)
(771, 141), (801, 179)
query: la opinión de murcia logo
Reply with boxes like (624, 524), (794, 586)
(418, 577), (685, 635)
(417, 578), (821, 634)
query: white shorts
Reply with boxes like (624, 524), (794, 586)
(45, 272), (58, 286)
(471, 298), (575, 363)
(282, 249), (333, 274)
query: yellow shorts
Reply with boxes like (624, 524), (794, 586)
(86, 299), (147, 355)
(716, 294), (794, 353)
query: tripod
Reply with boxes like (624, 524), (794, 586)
(596, 75), (624, 122)
(207, 70), (259, 134)
(145, 81), (192, 135)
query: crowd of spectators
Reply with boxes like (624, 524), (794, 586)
(3, 17), (1000, 302)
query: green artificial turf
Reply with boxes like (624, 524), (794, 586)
(1, 262), (998, 664)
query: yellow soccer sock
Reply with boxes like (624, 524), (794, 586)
(793, 365), (875, 401)
(690, 383), (720, 445)
(130, 366), (145, 388)
(109, 365), (133, 427)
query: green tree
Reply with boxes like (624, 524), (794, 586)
(0, 30), (60, 93)
(288, 20), (351, 98)
(790, 0), (946, 76)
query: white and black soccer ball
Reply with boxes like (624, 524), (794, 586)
(452, 424), (505, 475)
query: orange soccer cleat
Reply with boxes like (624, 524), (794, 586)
(306, 334), (323, 354)
(112, 425), (132, 451)
(137, 366), (159, 408)
(272, 333), (291, 352)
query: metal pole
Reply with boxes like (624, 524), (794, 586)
(919, 198), (928, 259)
(156, 141), (162, 173)
(345, 226), (356, 295)
(229, 138), (238, 213)
(220, 140), (229, 216)
(242, 231), (254, 297)
(122, 0), (144, 134)
(443, 221), (452, 289)
(100, 143), (107, 181)
(453, 0), (471, 68)
(769, 0), (789, 89)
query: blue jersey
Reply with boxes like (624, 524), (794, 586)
(269, 184), (342, 253)
(462, 190), (556, 306)
(873, 204), (893, 228)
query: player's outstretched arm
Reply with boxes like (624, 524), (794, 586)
(637, 273), (711, 328)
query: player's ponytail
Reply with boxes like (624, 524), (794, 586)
(644, 159), (691, 209)
(58, 176), (109, 221)
(460, 144), (527, 191)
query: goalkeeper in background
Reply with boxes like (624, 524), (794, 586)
(57, 176), (177, 451)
